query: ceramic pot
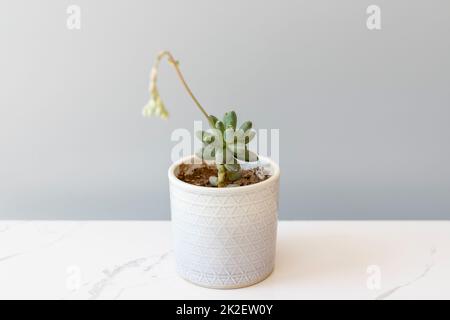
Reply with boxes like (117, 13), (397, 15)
(168, 156), (280, 289)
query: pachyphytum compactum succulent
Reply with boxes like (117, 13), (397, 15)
(143, 51), (258, 187)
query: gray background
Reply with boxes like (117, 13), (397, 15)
(1, 0), (449, 220)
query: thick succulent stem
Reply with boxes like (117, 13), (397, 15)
(217, 164), (227, 187)
(152, 51), (210, 121)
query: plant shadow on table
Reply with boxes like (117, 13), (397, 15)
(261, 229), (392, 288)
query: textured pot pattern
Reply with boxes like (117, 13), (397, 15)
(168, 157), (280, 289)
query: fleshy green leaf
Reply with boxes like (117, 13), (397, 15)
(196, 144), (215, 161)
(227, 142), (245, 154)
(228, 143), (258, 162)
(244, 129), (256, 144)
(243, 149), (258, 162)
(195, 131), (214, 144)
(208, 115), (219, 128)
(208, 129), (224, 148)
(239, 121), (252, 133)
(224, 128), (235, 144)
(223, 111), (237, 130)
(215, 147), (234, 164)
(215, 120), (225, 133)
(224, 163), (240, 172)
(234, 129), (245, 143)
(227, 170), (241, 181)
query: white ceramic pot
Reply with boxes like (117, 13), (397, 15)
(168, 156), (280, 289)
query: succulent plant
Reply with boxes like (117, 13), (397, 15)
(143, 51), (258, 187)
(195, 111), (258, 186)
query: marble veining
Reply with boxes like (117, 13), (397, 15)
(375, 246), (437, 300)
(0, 222), (86, 264)
(0, 221), (449, 300)
(86, 251), (172, 300)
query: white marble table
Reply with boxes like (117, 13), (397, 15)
(0, 221), (449, 300)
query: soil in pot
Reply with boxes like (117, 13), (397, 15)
(176, 163), (270, 187)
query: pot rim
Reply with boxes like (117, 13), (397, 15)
(168, 155), (280, 194)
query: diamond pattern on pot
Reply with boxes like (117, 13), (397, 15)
(169, 177), (279, 288)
